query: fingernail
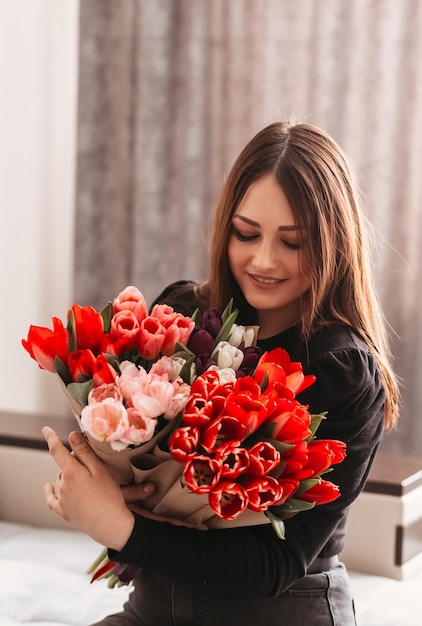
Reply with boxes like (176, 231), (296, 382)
(70, 431), (83, 445)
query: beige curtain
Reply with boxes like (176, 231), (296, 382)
(74, 0), (422, 456)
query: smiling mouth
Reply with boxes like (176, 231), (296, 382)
(249, 274), (283, 285)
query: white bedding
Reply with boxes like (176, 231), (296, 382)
(2, 520), (422, 626)
(0, 521), (131, 626)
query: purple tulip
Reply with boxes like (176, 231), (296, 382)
(236, 346), (262, 377)
(114, 563), (139, 584)
(188, 328), (215, 356)
(195, 354), (218, 376)
(200, 308), (223, 339)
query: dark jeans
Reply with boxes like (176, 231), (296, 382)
(91, 563), (356, 626)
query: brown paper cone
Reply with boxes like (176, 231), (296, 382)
(57, 374), (271, 528)
(56, 374), (175, 484)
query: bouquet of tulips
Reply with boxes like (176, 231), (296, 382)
(22, 285), (346, 587)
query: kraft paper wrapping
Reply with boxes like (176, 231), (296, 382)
(58, 376), (270, 529)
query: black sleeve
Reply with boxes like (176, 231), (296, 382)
(109, 336), (385, 597)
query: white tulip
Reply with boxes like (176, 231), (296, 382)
(228, 323), (257, 348)
(212, 341), (244, 371)
(207, 365), (237, 384)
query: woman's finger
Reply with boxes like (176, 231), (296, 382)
(42, 426), (73, 472)
(44, 480), (64, 517)
(67, 430), (105, 474)
(122, 482), (156, 503)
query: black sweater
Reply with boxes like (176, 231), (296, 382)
(110, 281), (385, 597)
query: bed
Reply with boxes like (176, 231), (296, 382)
(0, 411), (132, 625)
(0, 521), (131, 626)
(1, 411), (421, 625)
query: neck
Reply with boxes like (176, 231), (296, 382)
(257, 310), (299, 340)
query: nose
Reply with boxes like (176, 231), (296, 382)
(251, 239), (278, 271)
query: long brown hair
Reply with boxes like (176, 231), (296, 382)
(198, 120), (399, 429)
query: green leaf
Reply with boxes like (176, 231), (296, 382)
(103, 353), (121, 373)
(269, 497), (316, 516)
(318, 466), (334, 477)
(259, 370), (269, 393)
(296, 478), (320, 496)
(178, 354), (196, 384)
(221, 299), (235, 324)
(306, 412), (327, 441)
(214, 309), (239, 345)
(67, 379), (93, 406)
(67, 309), (77, 352)
(265, 511), (286, 540)
(119, 346), (141, 363)
(190, 307), (201, 324)
(100, 302), (114, 333)
(53, 356), (71, 385)
(173, 342), (196, 359)
(268, 438), (294, 455)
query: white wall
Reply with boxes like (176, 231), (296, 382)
(0, 0), (79, 416)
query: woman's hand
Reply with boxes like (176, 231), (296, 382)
(43, 427), (135, 551)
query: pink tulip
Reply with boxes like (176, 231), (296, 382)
(124, 408), (157, 444)
(110, 310), (140, 352)
(80, 398), (129, 447)
(113, 286), (147, 323)
(137, 317), (166, 360)
(89, 382), (122, 404)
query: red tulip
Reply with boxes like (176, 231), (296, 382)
(182, 394), (226, 428)
(69, 305), (104, 353)
(223, 380), (272, 435)
(201, 414), (249, 452)
(67, 349), (97, 382)
(243, 476), (283, 512)
(269, 398), (312, 444)
(100, 332), (132, 358)
(254, 348), (315, 396)
(92, 354), (118, 386)
(293, 439), (347, 480)
(216, 444), (250, 479)
(280, 441), (309, 476)
(274, 478), (301, 504)
(308, 439), (347, 465)
(183, 455), (221, 494)
(208, 481), (248, 520)
(246, 441), (280, 476)
(298, 479), (341, 505)
(22, 317), (69, 372)
(169, 426), (200, 462)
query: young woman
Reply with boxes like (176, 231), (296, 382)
(43, 120), (399, 625)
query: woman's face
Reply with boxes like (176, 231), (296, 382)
(228, 173), (311, 337)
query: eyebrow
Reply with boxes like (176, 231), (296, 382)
(233, 214), (303, 231)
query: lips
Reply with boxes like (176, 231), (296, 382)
(249, 274), (283, 285)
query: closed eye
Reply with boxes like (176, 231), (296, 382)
(282, 240), (301, 251)
(231, 227), (259, 242)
